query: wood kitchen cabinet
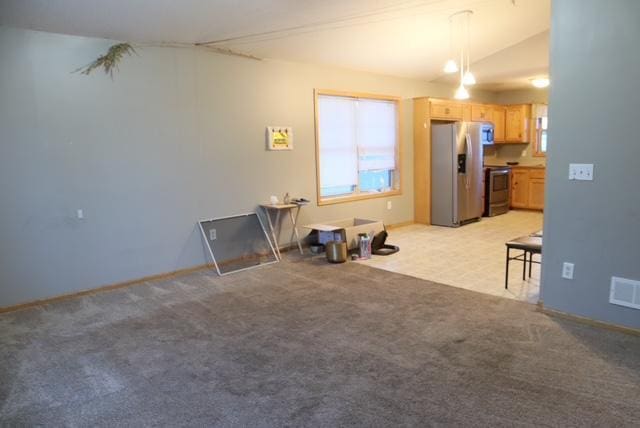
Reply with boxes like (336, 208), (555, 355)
(472, 104), (506, 142)
(462, 103), (472, 121)
(505, 104), (531, 143)
(527, 170), (546, 209)
(491, 105), (506, 142)
(471, 104), (491, 121)
(510, 167), (545, 210)
(511, 169), (530, 208)
(430, 100), (462, 120)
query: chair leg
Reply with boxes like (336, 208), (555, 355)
(505, 247), (510, 289)
(522, 251), (527, 280)
(529, 252), (533, 278)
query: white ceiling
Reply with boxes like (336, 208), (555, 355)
(0, 0), (551, 90)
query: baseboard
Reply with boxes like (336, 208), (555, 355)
(538, 304), (640, 336)
(0, 263), (212, 314)
(386, 220), (414, 230)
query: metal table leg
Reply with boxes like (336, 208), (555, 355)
(522, 251), (527, 280)
(288, 205), (304, 255)
(264, 208), (281, 261)
(274, 209), (282, 258)
(505, 247), (510, 289)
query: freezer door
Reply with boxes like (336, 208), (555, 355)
(455, 122), (469, 225)
(460, 122), (485, 222)
(431, 123), (458, 227)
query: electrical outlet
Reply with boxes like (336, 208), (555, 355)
(209, 229), (217, 241)
(76, 209), (84, 219)
(562, 262), (574, 279)
(387, 201), (392, 210)
(569, 163), (594, 181)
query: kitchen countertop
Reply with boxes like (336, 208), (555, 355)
(484, 163), (546, 169)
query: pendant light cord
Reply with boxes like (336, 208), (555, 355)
(466, 11), (471, 74)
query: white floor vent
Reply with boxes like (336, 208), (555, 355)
(610, 276), (640, 310)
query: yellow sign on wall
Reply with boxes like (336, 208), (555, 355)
(267, 126), (293, 150)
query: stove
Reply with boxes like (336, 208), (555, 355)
(484, 166), (511, 217)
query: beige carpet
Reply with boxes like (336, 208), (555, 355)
(1, 257), (639, 426)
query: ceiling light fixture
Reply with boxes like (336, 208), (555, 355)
(446, 10), (474, 99)
(454, 84), (470, 100)
(443, 16), (458, 74)
(444, 59), (458, 74)
(531, 77), (550, 88)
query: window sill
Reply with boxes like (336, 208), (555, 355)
(318, 189), (401, 206)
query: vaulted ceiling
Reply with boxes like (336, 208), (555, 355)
(0, 0), (550, 90)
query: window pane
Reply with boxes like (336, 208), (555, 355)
(316, 93), (399, 201)
(356, 99), (397, 171)
(317, 95), (358, 189)
(541, 130), (548, 152)
(359, 170), (392, 192)
(321, 185), (356, 197)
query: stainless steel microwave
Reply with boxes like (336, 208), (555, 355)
(481, 123), (494, 145)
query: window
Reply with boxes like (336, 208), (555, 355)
(315, 90), (401, 204)
(533, 104), (548, 157)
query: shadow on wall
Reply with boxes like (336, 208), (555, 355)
(552, 316), (640, 378)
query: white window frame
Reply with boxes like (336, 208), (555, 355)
(314, 89), (402, 205)
(533, 104), (548, 157)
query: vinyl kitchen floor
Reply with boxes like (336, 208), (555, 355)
(358, 210), (544, 304)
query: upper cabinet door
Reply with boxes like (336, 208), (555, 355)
(462, 104), (472, 121)
(491, 106), (506, 142)
(471, 104), (491, 121)
(505, 105), (531, 143)
(430, 100), (462, 120)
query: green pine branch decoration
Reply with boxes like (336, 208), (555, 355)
(75, 43), (136, 78)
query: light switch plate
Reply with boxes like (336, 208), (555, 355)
(562, 262), (574, 279)
(569, 163), (594, 181)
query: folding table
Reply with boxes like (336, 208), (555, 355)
(260, 203), (305, 260)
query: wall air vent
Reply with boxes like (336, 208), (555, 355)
(610, 276), (640, 310)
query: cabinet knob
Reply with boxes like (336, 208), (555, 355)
(445, 108), (450, 114)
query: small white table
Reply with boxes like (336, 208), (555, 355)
(260, 203), (305, 260)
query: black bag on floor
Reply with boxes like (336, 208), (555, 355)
(371, 230), (399, 256)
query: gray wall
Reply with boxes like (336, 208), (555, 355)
(0, 26), (496, 306)
(542, 0), (640, 329)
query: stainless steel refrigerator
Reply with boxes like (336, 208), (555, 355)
(431, 122), (487, 227)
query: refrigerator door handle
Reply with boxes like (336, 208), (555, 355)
(465, 133), (472, 189)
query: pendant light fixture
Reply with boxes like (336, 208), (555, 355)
(444, 59), (458, 74)
(447, 10), (474, 99)
(454, 84), (470, 100)
(443, 16), (458, 74)
(461, 10), (476, 86)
